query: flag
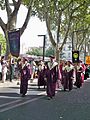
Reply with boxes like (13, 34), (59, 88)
(72, 51), (79, 63)
(8, 29), (20, 57)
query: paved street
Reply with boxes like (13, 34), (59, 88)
(0, 79), (90, 120)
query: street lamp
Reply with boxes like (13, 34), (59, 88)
(38, 35), (46, 61)
(72, 31), (74, 51)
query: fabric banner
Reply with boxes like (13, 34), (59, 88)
(86, 56), (90, 64)
(8, 29), (20, 57)
(72, 50), (79, 63)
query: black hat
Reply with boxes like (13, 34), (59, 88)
(49, 55), (55, 59)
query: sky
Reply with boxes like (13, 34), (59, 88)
(0, 5), (47, 53)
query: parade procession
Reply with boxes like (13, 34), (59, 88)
(0, 53), (90, 100)
(0, 0), (90, 119)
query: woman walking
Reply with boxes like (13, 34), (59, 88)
(44, 61), (58, 100)
(74, 62), (83, 88)
(44, 63), (53, 99)
(64, 61), (74, 91)
(20, 57), (30, 97)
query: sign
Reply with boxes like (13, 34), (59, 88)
(86, 56), (90, 64)
(8, 29), (20, 57)
(72, 51), (79, 63)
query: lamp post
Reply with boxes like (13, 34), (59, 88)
(72, 31), (74, 51)
(84, 39), (86, 63)
(38, 35), (46, 61)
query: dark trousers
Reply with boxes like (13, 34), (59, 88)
(20, 80), (28, 95)
(46, 82), (53, 97)
(0, 72), (2, 80)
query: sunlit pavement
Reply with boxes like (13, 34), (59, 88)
(0, 79), (90, 120)
(0, 78), (47, 96)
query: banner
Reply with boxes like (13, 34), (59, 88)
(86, 56), (90, 64)
(72, 51), (79, 63)
(8, 29), (20, 57)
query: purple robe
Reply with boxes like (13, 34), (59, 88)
(38, 69), (46, 87)
(62, 68), (74, 91)
(20, 65), (30, 95)
(74, 67), (82, 88)
(44, 69), (53, 98)
(45, 65), (58, 97)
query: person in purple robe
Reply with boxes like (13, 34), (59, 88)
(44, 63), (53, 99)
(64, 61), (74, 91)
(51, 61), (58, 96)
(61, 62), (68, 91)
(38, 61), (46, 89)
(20, 57), (30, 97)
(44, 60), (58, 100)
(74, 62), (83, 88)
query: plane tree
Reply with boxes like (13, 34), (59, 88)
(0, 0), (34, 57)
(30, 0), (90, 62)
(0, 0), (90, 62)
(69, 1), (90, 51)
(0, 33), (6, 54)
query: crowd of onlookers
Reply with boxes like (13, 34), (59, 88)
(0, 56), (38, 83)
(0, 56), (15, 83)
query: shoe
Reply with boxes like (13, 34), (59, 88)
(21, 94), (26, 97)
(47, 96), (52, 100)
(64, 89), (66, 91)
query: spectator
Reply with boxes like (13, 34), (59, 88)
(9, 58), (15, 82)
(20, 57), (30, 97)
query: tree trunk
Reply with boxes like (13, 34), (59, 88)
(5, 31), (10, 57)
(55, 44), (60, 63)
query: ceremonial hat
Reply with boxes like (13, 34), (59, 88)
(49, 55), (55, 59)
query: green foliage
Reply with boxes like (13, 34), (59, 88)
(0, 33), (6, 55)
(26, 46), (55, 57)
(45, 46), (55, 57)
(26, 47), (43, 56)
(22, 0), (30, 6)
(0, 0), (5, 10)
(85, 14), (90, 24)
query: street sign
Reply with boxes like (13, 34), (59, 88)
(86, 56), (90, 64)
(72, 51), (79, 63)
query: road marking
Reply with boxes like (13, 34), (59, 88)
(0, 99), (21, 108)
(0, 96), (21, 99)
(37, 91), (46, 95)
(0, 96), (45, 113)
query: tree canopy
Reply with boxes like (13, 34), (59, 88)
(0, 0), (34, 56)
(0, 33), (6, 55)
(0, 0), (90, 61)
(30, 0), (90, 61)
